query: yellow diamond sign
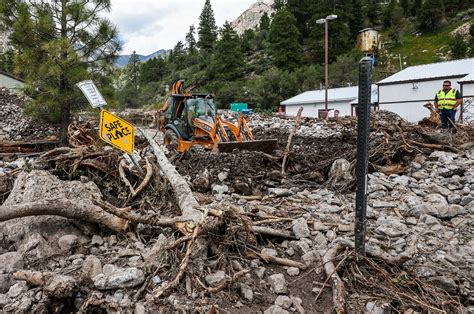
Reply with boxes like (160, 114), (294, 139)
(99, 110), (134, 154)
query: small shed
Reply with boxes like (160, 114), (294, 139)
(0, 71), (24, 91)
(377, 58), (474, 122)
(281, 85), (378, 118)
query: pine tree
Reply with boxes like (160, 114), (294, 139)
(348, 0), (365, 35)
(399, 0), (411, 16)
(388, 3), (404, 43)
(197, 0), (218, 52)
(367, 0), (381, 25)
(450, 34), (468, 59)
(185, 25), (197, 54)
(269, 9), (301, 70)
(213, 22), (244, 80)
(172, 41), (186, 69)
(418, 0), (445, 32)
(259, 13), (270, 31)
(126, 51), (141, 90)
(0, 49), (15, 73)
(241, 29), (256, 53)
(0, 0), (120, 143)
(411, 0), (422, 17)
(118, 51), (141, 108)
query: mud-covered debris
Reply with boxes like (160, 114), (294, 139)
(0, 252), (24, 273)
(94, 266), (145, 290)
(268, 273), (288, 294)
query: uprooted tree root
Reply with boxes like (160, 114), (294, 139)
(318, 240), (465, 313)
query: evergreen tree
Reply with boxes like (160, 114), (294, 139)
(140, 57), (167, 85)
(213, 22), (244, 81)
(268, 9), (301, 70)
(185, 25), (197, 53)
(286, 0), (317, 39)
(399, 0), (411, 16)
(126, 51), (141, 86)
(367, 0), (381, 25)
(388, 4), (404, 43)
(348, 0), (365, 35)
(411, 0), (422, 17)
(259, 13), (270, 31)
(450, 34), (468, 59)
(418, 0), (445, 32)
(0, 0), (120, 143)
(241, 29), (256, 53)
(172, 41), (186, 67)
(0, 49), (15, 73)
(118, 51), (141, 108)
(197, 0), (218, 52)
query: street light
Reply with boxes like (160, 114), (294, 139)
(316, 14), (337, 119)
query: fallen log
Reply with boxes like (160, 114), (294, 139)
(0, 199), (128, 232)
(139, 128), (203, 223)
(322, 243), (347, 314)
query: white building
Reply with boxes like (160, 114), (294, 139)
(0, 71), (24, 90)
(281, 85), (378, 118)
(377, 58), (474, 122)
(458, 73), (474, 122)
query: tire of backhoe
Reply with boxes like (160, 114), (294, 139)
(163, 129), (178, 146)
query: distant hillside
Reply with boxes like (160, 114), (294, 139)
(231, 0), (274, 35)
(115, 49), (168, 67)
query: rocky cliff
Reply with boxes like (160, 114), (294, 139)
(231, 0), (274, 36)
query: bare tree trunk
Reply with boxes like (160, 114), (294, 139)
(0, 199), (128, 232)
(139, 128), (203, 223)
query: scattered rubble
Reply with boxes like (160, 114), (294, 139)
(0, 88), (57, 141)
(0, 110), (472, 312)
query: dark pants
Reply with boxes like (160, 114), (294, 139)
(440, 109), (456, 129)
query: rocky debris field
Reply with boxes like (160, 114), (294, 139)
(0, 88), (58, 141)
(0, 111), (473, 313)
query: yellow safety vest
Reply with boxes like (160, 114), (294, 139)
(437, 89), (457, 109)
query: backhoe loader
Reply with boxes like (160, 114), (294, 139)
(158, 80), (278, 153)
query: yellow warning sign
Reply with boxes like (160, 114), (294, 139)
(99, 110), (134, 154)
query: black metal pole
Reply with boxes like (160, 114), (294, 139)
(355, 57), (373, 256)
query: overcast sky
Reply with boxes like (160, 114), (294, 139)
(109, 0), (257, 55)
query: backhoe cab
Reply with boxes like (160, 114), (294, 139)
(159, 80), (277, 153)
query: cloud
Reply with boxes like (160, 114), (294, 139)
(110, 0), (256, 55)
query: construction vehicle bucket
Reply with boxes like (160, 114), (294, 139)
(217, 139), (278, 153)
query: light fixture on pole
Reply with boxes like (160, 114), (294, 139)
(316, 14), (337, 120)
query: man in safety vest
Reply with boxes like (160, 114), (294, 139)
(434, 80), (462, 129)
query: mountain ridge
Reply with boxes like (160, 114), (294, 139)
(115, 49), (168, 67)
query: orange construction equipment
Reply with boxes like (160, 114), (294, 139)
(158, 80), (277, 153)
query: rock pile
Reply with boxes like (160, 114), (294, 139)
(0, 88), (57, 140)
(0, 110), (473, 312)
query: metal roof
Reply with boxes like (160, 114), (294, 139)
(458, 72), (474, 83)
(377, 58), (474, 85)
(281, 85), (377, 106)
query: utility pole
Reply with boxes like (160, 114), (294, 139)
(316, 15), (337, 120)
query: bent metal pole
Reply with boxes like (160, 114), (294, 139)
(355, 57), (373, 256)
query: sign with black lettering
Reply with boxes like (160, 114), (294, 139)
(99, 110), (134, 154)
(77, 80), (107, 108)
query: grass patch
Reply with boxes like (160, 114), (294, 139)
(389, 18), (473, 66)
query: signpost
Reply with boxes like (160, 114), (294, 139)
(99, 110), (135, 154)
(354, 57), (373, 256)
(76, 80), (107, 108)
(77, 80), (135, 155)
